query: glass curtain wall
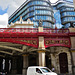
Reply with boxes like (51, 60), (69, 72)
(52, 0), (75, 28)
(9, 0), (54, 28)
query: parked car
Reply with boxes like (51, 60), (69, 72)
(27, 66), (57, 75)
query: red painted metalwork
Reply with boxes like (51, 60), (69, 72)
(44, 38), (71, 48)
(0, 28), (69, 33)
(0, 28), (69, 37)
(69, 32), (75, 36)
(0, 38), (38, 48)
(0, 28), (74, 48)
(43, 28), (69, 34)
(0, 28), (38, 33)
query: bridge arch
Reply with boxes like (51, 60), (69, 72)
(0, 38), (38, 48)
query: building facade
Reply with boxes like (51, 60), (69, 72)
(8, 0), (75, 29)
(2, 0), (75, 74)
(52, 0), (75, 28)
(8, 16), (34, 28)
(8, 0), (54, 28)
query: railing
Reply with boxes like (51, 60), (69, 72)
(0, 28), (69, 34)
(0, 28), (38, 33)
(43, 28), (69, 34)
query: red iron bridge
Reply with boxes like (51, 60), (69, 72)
(0, 28), (74, 48)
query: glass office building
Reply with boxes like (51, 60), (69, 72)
(8, 0), (54, 28)
(52, 0), (75, 28)
(9, 0), (75, 28)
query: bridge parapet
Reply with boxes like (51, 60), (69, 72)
(0, 28), (38, 33)
(0, 28), (69, 34)
(43, 28), (69, 34)
(0, 28), (72, 48)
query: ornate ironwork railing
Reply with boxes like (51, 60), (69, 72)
(0, 28), (38, 33)
(43, 28), (69, 34)
(0, 28), (69, 34)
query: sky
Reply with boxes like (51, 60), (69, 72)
(0, 0), (73, 28)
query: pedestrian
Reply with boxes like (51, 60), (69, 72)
(52, 67), (55, 72)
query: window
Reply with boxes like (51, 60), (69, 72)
(36, 68), (42, 74)
(40, 68), (51, 73)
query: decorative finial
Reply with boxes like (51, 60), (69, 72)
(39, 19), (43, 27)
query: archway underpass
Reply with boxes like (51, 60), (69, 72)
(0, 42), (24, 74)
(0, 42), (52, 74)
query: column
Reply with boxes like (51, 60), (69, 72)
(17, 56), (23, 74)
(50, 54), (56, 72)
(9, 60), (11, 73)
(38, 26), (45, 50)
(38, 51), (45, 67)
(11, 56), (17, 74)
(0, 57), (3, 71)
(22, 54), (28, 75)
(67, 53), (72, 73)
(5, 58), (9, 73)
(71, 51), (75, 74)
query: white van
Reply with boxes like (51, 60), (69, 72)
(27, 66), (57, 75)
